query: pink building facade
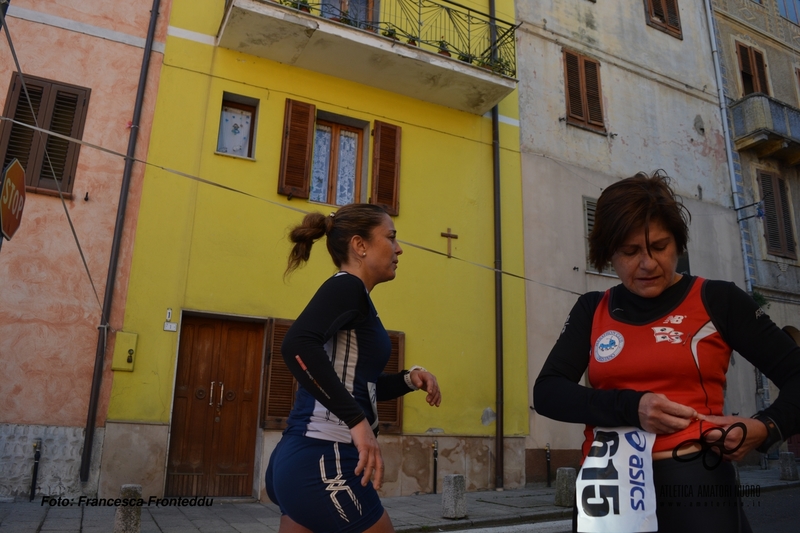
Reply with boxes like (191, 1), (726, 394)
(0, 0), (169, 499)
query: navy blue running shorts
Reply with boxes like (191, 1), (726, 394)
(266, 434), (385, 533)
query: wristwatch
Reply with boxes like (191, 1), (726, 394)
(751, 413), (783, 453)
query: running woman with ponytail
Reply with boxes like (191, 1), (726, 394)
(266, 203), (442, 533)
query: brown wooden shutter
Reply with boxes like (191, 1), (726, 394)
(664, 0), (681, 30)
(371, 120), (401, 216)
(758, 171), (796, 259)
(377, 331), (404, 435)
(0, 76), (45, 182)
(35, 85), (87, 192)
(650, 0), (666, 23)
(278, 99), (315, 199)
(261, 319), (298, 429)
(564, 51), (585, 122)
(584, 59), (604, 127)
(777, 177), (797, 258)
(753, 49), (769, 95)
(759, 171), (782, 255)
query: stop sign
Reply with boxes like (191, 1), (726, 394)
(1, 159), (26, 240)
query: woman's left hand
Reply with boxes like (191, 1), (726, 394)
(410, 369), (442, 407)
(699, 415), (768, 462)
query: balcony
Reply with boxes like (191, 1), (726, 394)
(730, 93), (800, 165)
(218, 0), (518, 115)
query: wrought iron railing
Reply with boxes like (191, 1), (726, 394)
(274, 0), (517, 77)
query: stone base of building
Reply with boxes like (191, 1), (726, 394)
(0, 423), (103, 501)
(97, 423), (525, 500)
(525, 447), (582, 484)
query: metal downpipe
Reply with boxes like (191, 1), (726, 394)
(703, 0), (752, 294)
(489, 0), (504, 491)
(79, 0), (162, 482)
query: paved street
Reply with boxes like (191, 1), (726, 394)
(0, 466), (797, 532)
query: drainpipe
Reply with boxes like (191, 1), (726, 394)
(703, 0), (752, 294)
(489, 0), (504, 491)
(79, 0), (162, 482)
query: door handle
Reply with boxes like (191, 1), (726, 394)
(209, 381), (215, 406)
(218, 382), (224, 408)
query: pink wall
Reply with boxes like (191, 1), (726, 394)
(0, 1), (169, 428)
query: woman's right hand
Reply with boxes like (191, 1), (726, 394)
(351, 419), (384, 489)
(638, 392), (699, 434)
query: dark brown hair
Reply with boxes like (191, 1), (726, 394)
(589, 170), (690, 272)
(286, 204), (389, 275)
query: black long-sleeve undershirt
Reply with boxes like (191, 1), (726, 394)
(282, 273), (413, 429)
(533, 276), (800, 440)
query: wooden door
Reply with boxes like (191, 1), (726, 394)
(166, 316), (264, 497)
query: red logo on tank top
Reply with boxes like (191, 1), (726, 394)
(652, 326), (683, 344)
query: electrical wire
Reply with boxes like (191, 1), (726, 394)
(0, 114), (586, 297)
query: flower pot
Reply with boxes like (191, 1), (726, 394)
(438, 50), (451, 57)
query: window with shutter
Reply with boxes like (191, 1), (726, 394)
(563, 51), (605, 133)
(736, 42), (770, 97)
(644, 0), (683, 39)
(584, 197), (598, 271)
(377, 330), (404, 435)
(0, 73), (90, 195)
(277, 99), (402, 215)
(261, 319), (298, 429)
(260, 319), (406, 433)
(758, 170), (797, 260)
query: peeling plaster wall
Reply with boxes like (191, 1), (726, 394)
(516, 1), (749, 456)
(0, 424), (103, 501)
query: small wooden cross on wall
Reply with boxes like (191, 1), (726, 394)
(440, 228), (458, 258)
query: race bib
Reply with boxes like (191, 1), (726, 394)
(576, 427), (657, 533)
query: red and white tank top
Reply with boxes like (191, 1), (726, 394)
(583, 277), (732, 457)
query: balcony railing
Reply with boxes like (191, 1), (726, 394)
(274, 0), (517, 77)
(730, 93), (800, 165)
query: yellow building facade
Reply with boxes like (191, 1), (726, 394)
(100, 0), (528, 500)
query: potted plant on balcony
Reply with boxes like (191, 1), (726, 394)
(382, 27), (399, 40)
(457, 51), (475, 64)
(286, 0), (311, 13)
(406, 36), (418, 46)
(437, 38), (451, 57)
(491, 57), (512, 76)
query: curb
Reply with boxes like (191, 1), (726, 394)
(395, 508), (574, 533)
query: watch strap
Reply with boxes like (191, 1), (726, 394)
(752, 413), (783, 454)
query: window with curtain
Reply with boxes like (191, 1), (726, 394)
(310, 120), (362, 206)
(0, 73), (90, 196)
(277, 99), (402, 214)
(216, 95), (257, 158)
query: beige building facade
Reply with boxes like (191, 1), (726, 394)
(711, 0), (800, 455)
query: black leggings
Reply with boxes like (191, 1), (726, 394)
(573, 458), (753, 533)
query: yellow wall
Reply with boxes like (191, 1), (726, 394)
(108, 0), (527, 437)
